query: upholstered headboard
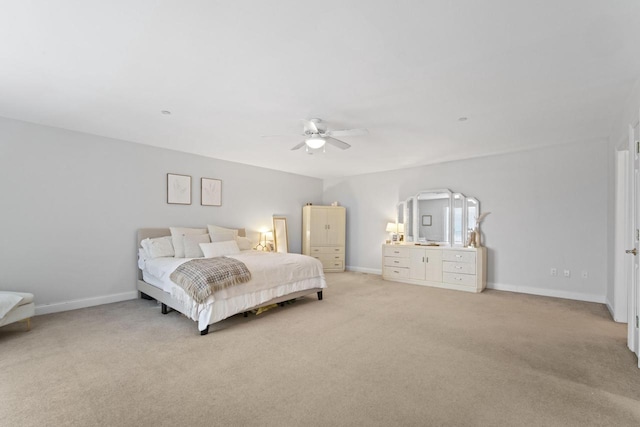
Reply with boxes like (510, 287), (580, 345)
(137, 228), (171, 248)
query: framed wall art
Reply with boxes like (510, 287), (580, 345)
(167, 173), (192, 205)
(201, 178), (222, 206)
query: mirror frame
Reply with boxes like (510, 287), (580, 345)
(272, 216), (289, 253)
(396, 201), (406, 241)
(397, 189), (481, 247)
(414, 189), (452, 245)
(405, 197), (415, 242)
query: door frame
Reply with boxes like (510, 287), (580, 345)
(627, 120), (640, 365)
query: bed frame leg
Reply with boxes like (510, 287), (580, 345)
(200, 326), (209, 336)
(317, 291), (323, 300)
(243, 312), (248, 317)
(140, 292), (154, 300)
(161, 303), (169, 314)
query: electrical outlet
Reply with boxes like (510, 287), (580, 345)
(550, 268), (557, 277)
(581, 271), (588, 279)
(564, 269), (571, 278)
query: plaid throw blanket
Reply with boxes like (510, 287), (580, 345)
(169, 257), (252, 304)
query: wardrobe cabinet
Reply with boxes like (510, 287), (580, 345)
(303, 206), (346, 272)
(383, 244), (486, 293)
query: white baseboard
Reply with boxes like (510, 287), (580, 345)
(35, 291), (138, 316)
(487, 282), (606, 304)
(346, 266), (382, 275)
(605, 299), (616, 320)
(605, 298), (628, 323)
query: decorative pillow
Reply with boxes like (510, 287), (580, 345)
(199, 240), (241, 258)
(141, 236), (175, 259)
(236, 236), (253, 250)
(170, 227), (207, 258)
(210, 230), (237, 243)
(183, 234), (211, 258)
(237, 228), (246, 238)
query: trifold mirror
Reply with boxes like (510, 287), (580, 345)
(396, 189), (481, 246)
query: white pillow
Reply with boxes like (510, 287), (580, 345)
(209, 230), (237, 242)
(207, 225), (238, 242)
(170, 227), (207, 258)
(183, 234), (211, 258)
(200, 240), (241, 258)
(141, 236), (175, 259)
(236, 236), (253, 250)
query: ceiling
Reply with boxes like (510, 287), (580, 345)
(1, 1), (640, 179)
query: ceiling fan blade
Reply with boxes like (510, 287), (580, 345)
(326, 137), (351, 150)
(325, 128), (369, 138)
(302, 119), (319, 134)
(290, 141), (306, 151)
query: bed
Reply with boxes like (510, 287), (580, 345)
(137, 228), (327, 335)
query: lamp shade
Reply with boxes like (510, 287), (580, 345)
(385, 222), (397, 233)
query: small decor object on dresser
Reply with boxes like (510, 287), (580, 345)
(201, 178), (222, 206)
(167, 173), (191, 205)
(469, 212), (491, 248)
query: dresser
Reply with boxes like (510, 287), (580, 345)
(382, 244), (486, 292)
(302, 206), (346, 272)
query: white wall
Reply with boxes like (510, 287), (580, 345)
(0, 117), (322, 313)
(323, 139), (609, 303)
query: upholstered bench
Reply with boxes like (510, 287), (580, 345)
(0, 292), (35, 330)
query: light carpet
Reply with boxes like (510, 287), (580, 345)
(1, 272), (639, 426)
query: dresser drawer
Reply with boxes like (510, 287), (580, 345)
(383, 266), (410, 279)
(442, 250), (476, 264)
(383, 246), (410, 258)
(384, 256), (410, 268)
(312, 254), (344, 262)
(443, 261), (476, 275)
(443, 272), (477, 287)
(310, 246), (344, 254)
(322, 259), (344, 270)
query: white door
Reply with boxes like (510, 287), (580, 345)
(409, 249), (426, 280)
(628, 122), (640, 367)
(309, 207), (327, 246)
(424, 249), (443, 282)
(326, 208), (345, 246)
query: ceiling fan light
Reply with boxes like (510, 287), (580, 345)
(305, 136), (326, 149)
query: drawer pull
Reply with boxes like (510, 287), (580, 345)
(394, 260), (399, 263)
(456, 255), (462, 258)
(393, 270), (400, 274)
(334, 248), (340, 252)
(393, 251), (400, 254)
(335, 256), (340, 259)
(455, 266), (463, 269)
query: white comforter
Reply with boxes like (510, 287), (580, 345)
(0, 292), (24, 319)
(142, 251), (326, 330)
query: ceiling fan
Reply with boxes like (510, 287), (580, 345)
(263, 119), (369, 153)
